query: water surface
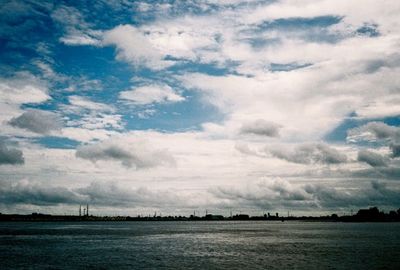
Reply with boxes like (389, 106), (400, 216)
(1, 221), (399, 269)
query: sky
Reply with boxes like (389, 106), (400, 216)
(1, 0), (400, 216)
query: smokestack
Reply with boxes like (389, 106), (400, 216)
(87, 204), (89, 216)
(79, 205), (81, 216)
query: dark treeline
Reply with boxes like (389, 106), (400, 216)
(1, 207), (400, 222)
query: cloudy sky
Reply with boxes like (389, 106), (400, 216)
(1, 0), (400, 216)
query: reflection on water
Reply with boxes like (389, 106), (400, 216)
(1, 221), (399, 269)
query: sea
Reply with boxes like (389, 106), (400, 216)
(1, 221), (399, 269)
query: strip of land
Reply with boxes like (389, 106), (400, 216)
(1, 207), (399, 222)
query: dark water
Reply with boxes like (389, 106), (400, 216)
(1, 221), (400, 269)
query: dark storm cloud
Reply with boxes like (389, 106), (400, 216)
(0, 180), (182, 207)
(0, 181), (82, 206)
(374, 167), (400, 180)
(9, 110), (62, 134)
(0, 140), (24, 165)
(357, 150), (388, 167)
(351, 166), (400, 181)
(76, 144), (132, 166)
(75, 141), (175, 169)
(390, 143), (400, 158)
(305, 181), (400, 208)
(240, 119), (281, 137)
(267, 143), (347, 164)
(76, 182), (143, 206)
(211, 180), (400, 211)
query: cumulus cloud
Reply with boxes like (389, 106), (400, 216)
(347, 122), (400, 143)
(76, 182), (183, 207)
(0, 72), (51, 138)
(211, 178), (312, 208)
(240, 119), (281, 137)
(9, 110), (62, 134)
(267, 143), (347, 164)
(119, 84), (185, 105)
(103, 25), (173, 70)
(173, 0), (400, 140)
(0, 72), (50, 105)
(102, 18), (219, 70)
(2, 0), (400, 214)
(0, 141), (24, 165)
(348, 122), (400, 158)
(75, 138), (175, 169)
(3, 177), (399, 212)
(357, 149), (388, 167)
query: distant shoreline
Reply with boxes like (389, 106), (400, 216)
(1, 207), (400, 222)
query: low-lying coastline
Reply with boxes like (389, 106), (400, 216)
(1, 206), (399, 222)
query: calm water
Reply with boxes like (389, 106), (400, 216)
(1, 221), (400, 269)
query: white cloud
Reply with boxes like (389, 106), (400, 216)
(355, 95), (400, 119)
(65, 95), (114, 112)
(52, 5), (101, 46)
(0, 72), (50, 136)
(102, 16), (221, 70)
(103, 25), (174, 70)
(179, 42), (400, 140)
(60, 127), (119, 143)
(60, 32), (101, 46)
(347, 122), (400, 160)
(136, 109), (157, 119)
(119, 84), (184, 105)
(101, 1), (400, 142)
(3, 0), (400, 214)
(58, 97), (122, 136)
(242, 0), (400, 33)
(0, 72), (50, 105)
(0, 127), (396, 214)
(67, 113), (124, 130)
